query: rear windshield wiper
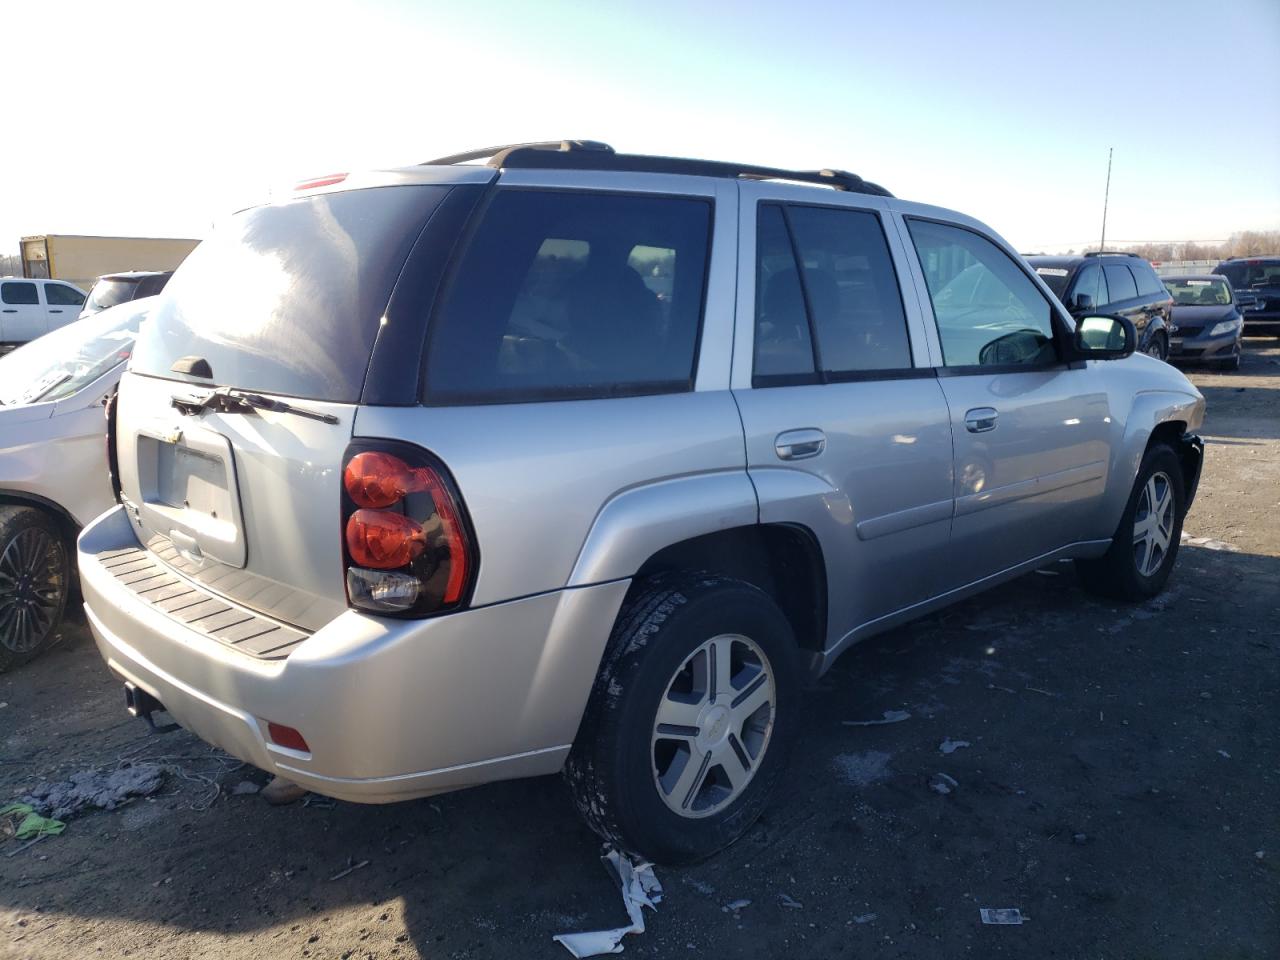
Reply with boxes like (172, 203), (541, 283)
(171, 386), (338, 424)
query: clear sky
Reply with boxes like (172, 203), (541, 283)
(3, 0), (1277, 256)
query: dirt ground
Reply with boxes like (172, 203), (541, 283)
(2, 342), (1277, 960)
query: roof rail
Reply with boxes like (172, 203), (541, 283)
(424, 140), (614, 166)
(423, 141), (893, 197)
(1083, 250), (1140, 258)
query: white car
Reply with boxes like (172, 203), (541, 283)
(0, 298), (152, 670)
(0, 277), (88, 353)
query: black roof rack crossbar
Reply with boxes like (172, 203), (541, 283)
(423, 141), (893, 197)
(424, 140), (615, 166)
(1083, 250), (1140, 258)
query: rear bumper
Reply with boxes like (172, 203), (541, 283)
(79, 505), (629, 803)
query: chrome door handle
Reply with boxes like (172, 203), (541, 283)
(775, 428), (826, 460)
(964, 407), (998, 433)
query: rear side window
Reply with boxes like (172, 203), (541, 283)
(84, 278), (140, 313)
(132, 185), (449, 402)
(424, 190), (711, 404)
(1, 281), (38, 305)
(753, 204), (911, 382)
(1132, 262), (1165, 297)
(1102, 263), (1138, 303)
(45, 283), (85, 306)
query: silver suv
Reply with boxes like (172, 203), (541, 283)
(78, 141), (1205, 863)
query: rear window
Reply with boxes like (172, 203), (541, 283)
(423, 189), (711, 404)
(85, 278), (140, 313)
(131, 185), (449, 402)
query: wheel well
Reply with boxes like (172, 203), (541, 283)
(1146, 420), (1197, 491)
(632, 524), (827, 653)
(0, 493), (80, 555)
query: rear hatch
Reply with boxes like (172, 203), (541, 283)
(114, 182), (463, 632)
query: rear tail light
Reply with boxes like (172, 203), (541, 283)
(340, 440), (477, 617)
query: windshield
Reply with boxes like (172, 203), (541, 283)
(1032, 266), (1071, 298)
(1165, 277), (1232, 306)
(83, 277), (141, 315)
(0, 299), (149, 406)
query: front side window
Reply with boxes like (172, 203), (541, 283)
(424, 190), (711, 404)
(44, 283), (86, 306)
(1071, 263), (1105, 310)
(1102, 263), (1138, 303)
(907, 219), (1057, 368)
(752, 204), (911, 382)
(1, 281), (38, 305)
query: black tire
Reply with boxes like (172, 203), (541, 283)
(0, 506), (71, 672)
(1075, 444), (1186, 601)
(565, 574), (801, 865)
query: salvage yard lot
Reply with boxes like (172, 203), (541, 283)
(3, 345), (1278, 960)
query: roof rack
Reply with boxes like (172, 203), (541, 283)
(1083, 250), (1140, 258)
(423, 140), (893, 197)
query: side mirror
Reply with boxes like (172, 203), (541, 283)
(1071, 292), (1094, 313)
(1073, 314), (1136, 360)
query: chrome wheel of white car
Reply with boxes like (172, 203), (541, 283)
(1132, 471), (1175, 577)
(651, 633), (776, 819)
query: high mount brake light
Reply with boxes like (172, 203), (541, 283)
(340, 442), (476, 617)
(296, 173), (348, 191)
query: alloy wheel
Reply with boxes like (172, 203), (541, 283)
(651, 633), (776, 819)
(1133, 470), (1175, 577)
(0, 528), (64, 654)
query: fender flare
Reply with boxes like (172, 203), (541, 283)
(1101, 389), (1200, 532)
(567, 471), (759, 587)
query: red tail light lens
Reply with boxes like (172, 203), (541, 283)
(346, 509), (427, 568)
(340, 441), (477, 618)
(266, 722), (310, 752)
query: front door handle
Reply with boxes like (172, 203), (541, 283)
(49, 308), (63, 313)
(775, 428), (826, 460)
(964, 407), (998, 433)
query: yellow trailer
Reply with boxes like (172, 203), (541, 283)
(20, 234), (200, 291)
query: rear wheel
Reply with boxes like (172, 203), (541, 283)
(565, 574), (800, 864)
(0, 506), (70, 672)
(1076, 444), (1185, 601)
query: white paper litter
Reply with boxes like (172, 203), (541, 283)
(553, 847), (663, 958)
(980, 907), (1024, 925)
(843, 709), (912, 727)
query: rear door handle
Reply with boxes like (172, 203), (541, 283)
(49, 309), (63, 314)
(964, 407), (998, 433)
(775, 428), (826, 460)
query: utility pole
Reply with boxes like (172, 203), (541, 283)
(1099, 147), (1113, 253)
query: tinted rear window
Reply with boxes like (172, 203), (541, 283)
(85, 278), (140, 313)
(131, 185), (448, 402)
(423, 189), (711, 404)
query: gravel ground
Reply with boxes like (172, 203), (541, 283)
(2, 340), (1277, 960)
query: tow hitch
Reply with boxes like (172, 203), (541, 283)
(124, 683), (179, 735)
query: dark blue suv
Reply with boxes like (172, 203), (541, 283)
(1213, 257), (1280, 337)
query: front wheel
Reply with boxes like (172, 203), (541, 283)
(0, 506), (70, 672)
(1076, 444), (1185, 600)
(565, 574), (800, 864)
(1143, 333), (1168, 362)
